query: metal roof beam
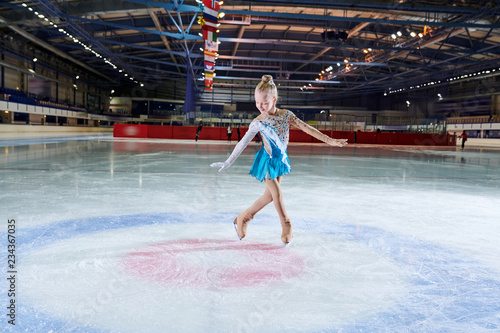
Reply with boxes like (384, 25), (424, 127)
(227, 0), (500, 15)
(0, 19), (113, 82)
(62, 14), (201, 41)
(148, 8), (181, 73)
(222, 9), (500, 29)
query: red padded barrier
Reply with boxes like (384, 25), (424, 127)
(198, 127), (222, 140)
(376, 133), (398, 145)
(289, 129), (312, 142)
(397, 133), (423, 145)
(113, 125), (454, 146)
(148, 125), (173, 139)
(173, 126), (197, 139)
(113, 124), (148, 138)
(332, 131), (355, 143)
(356, 131), (377, 144)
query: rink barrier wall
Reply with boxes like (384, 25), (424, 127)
(113, 124), (456, 146)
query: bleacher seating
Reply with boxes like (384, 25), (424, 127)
(0, 87), (88, 112)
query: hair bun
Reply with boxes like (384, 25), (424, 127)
(261, 75), (273, 83)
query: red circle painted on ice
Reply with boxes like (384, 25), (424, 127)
(121, 239), (305, 288)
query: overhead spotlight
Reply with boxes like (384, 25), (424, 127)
(22, 3), (27, 7)
(28, 7), (33, 11)
(38, 14), (44, 18)
(33, 57), (37, 62)
(397, 31), (402, 37)
(363, 49), (368, 53)
(218, 12), (225, 19)
(200, 47), (204, 52)
(76, 75), (79, 79)
(406, 100), (410, 106)
(368, 48), (372, 51)
(418, 33), (423, 38)
(111, 90), (115, 94)
(140, 83), (144, 87)
(344, 59), (348, 63)
(391, 34), (397, 39)
(337, 63), (341, 66)
(410, 32), (416, 37)
(28, 69), (35, 73)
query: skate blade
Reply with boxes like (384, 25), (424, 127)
(233, 219), (242, 240)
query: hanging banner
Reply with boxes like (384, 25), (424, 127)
(199, 0), (221, 91)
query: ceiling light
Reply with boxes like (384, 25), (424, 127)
(391, 34), (397, 39)
(410, 32), (416, 37)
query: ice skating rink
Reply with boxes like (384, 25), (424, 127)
(1, 134), (500, 333)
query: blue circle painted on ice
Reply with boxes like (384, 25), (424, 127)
(5, 212), (500, 332)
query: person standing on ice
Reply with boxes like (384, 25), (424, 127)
(211, 75), (347, 245)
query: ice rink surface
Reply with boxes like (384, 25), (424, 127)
(1, 134), (500, 332)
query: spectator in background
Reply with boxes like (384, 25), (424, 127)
(237, 126), (241, 142)
(195, 121), (203, 141)
(459, 130), (468, 150)
(227, 125), (232, 142)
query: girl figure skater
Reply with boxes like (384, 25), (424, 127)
(211, 75), (347, 244)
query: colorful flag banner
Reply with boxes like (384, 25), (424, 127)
(202, 19), (218, 29)
(203, 29), (218, 42)
(204, 61), (215, 71)
(200, 0), (220, 90)
(203, 0), (220, 11)
(205, 40), (218, 52)
(205, 76), (213, 90)
(203, 8), (218, 24)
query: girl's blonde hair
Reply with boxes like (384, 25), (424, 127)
(255, 75), (278, 99)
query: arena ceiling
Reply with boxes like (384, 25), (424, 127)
(1, 0), (500, 104)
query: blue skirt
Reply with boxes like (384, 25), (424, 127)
(249, 146), (291, 182)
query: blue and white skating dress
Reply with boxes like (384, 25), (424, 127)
(249, 110), (297, 182)
(210, 109), (298, 182)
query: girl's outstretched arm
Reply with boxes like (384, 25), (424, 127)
(291, 118), (348, 147)
(210, 121), (260, 172)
